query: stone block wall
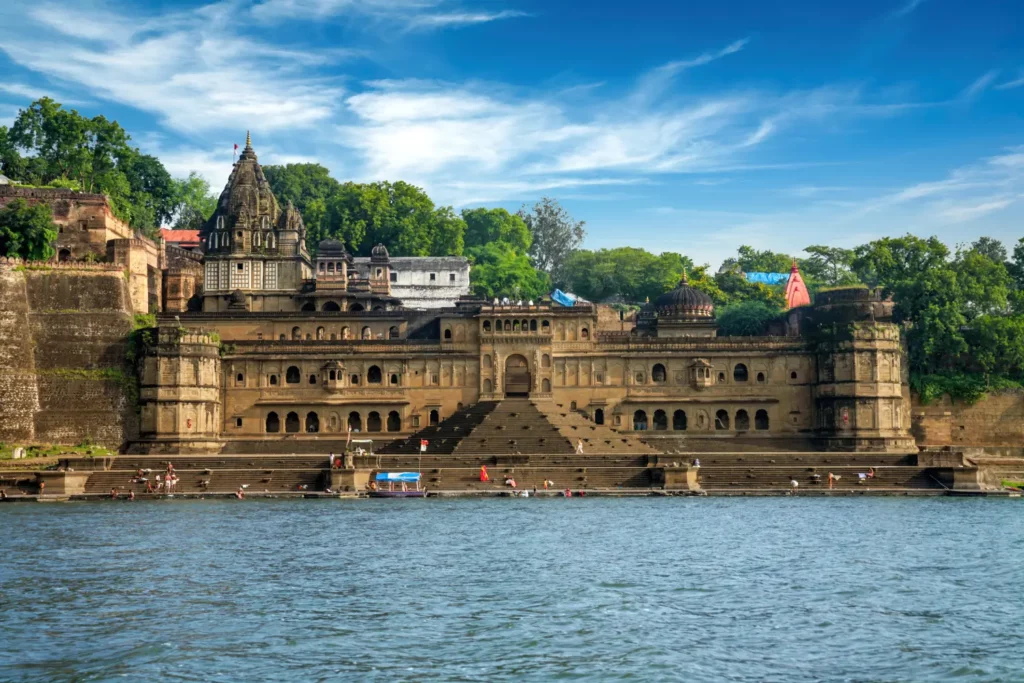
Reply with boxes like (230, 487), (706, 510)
(0, 259), (138, 448)
(912, 392), (1024, 447)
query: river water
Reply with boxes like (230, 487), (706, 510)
(1, 498), (1021, 682)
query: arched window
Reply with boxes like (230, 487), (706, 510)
(718, 372), (725, 383)
(389, 326), (399, 339)
(322, 301), (340, 312)
(521, 319), (528, 332)
(791, 371), (798, 380)
(329, 370), (336, 380)
(266, 412), (280, 433)
(633, 410), (648, 431)
(429, 409), (439, 426)
(530, 320), (537, 331)
(444, 328), (452, 340)
(755, 409), (770, 430)
(236, 373), (244, 384)
(715, 409), (730, 430)
(269, 374), (278, 385)
(306, 412), (320, 433)
(494, 319), (502, 332)
(262, 216), (269, 230)
(279, 334), (285, 341)
(483, 378), (493, 393)
(209, 234), (217, 250)
(349, 303), (365, 312)
(542, 320), (550, 332)
(217, 215), (225, 230)
(309, 374), (317, 385)
(594, 408), (604, 425)
(504, 320), (512, 332)
(387, 411), (401, 432)
(350, 374), (360, 385)
(756, 372), (766, 383)
(254, 232), (261, 247)
(735, 409), (750, 431)
(733, 364), (749, 382)
(285, 411), (300, 433)
(367, 366), (383, 384)
(316, 326), (325, 340)
(348, 411), (362, 432)
(373, 305), (384, 312)
(581, 327), (590, 340)
(286, 366), (300, 384)
(570, 401), (577, 411)
(542, 378), (551, 392)
(267, 232), (275, 248)
(292, 326), (301, 340)
(513, 320), (520, 331)
(367, 411), (382, 432)
(541, 354), (551, 368)
(390, 373), (399, 385)
(327, 262), (335, 273)
(483, 321), (492, 332)
(652, 363), (667, 383)
(673, 409), (687, 431)
(301, 302), (316, 312)
(361, 326), (372, 340)
(653, 409), (668, 430)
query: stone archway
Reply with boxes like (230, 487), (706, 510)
(504, 354), (531, 396)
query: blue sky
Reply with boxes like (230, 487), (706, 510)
(0, 0), (1022, 267)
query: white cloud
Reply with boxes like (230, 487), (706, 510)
(890, 0), (927, 19)
(936, 196), (1016, 223)
(959, 70), (999, 102)
(995, 73), (1024, 90)
(406, 10), (528, 29)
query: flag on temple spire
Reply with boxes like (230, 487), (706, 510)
(783, 260), (811, 309)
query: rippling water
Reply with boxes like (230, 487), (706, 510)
(1, 498), (1022, 682)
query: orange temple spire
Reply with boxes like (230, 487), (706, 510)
(784, 260), (811, 309)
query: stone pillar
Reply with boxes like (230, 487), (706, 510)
(137, 327), (222, 453)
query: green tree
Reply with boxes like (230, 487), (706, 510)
(716, 300), (781, 336)
(970, 236), (1007, 265)
(803, 245), (858, 287)
(723, 245), (796, 274)
(467, 242), (549, 300)
(519, 197), (585, 277)
(559, 248), (693, 303)
(169, 172), (218, 231)
(462, 207), (531, 252)
(0, 199), (59, 260)
(263, 163), (340, 247)
(323, 181), (464, 257)
(966, 314), (1024, 379)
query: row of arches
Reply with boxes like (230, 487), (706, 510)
(298, 301), (383, 313)
(269, 365), (400, 386)
(643, 363), (790, 384)
(632, 408), (770, 432)
(285, 325), (400, 341)
(265, 410), (403, 434)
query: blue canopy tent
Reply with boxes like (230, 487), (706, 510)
(744, 272), (790, 285)
(375, 472), (421, 482)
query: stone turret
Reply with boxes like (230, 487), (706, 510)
(137, 327), (222, 453)
(809, 288), (914, 452)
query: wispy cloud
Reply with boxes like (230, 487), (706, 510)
(890, 0), (927, 19)
(959, 70), (999, 102)
(656, 38), (750, 75)
(995, 72), (1024, 90)
(406, 9), (528, 30)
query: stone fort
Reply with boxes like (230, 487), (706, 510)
(3, 136), (1019, 497)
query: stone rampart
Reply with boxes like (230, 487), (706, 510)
(911, 392), (1024, 448)
(0, 259), (138, 448)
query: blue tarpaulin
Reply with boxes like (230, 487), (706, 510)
(551, 289), (578, 307)
(745, 272), (790, 285)
(375, 472), (421, 482)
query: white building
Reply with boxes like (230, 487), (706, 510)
(352, 255), (471, 309)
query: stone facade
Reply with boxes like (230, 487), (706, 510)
(351, 256), (470, 309)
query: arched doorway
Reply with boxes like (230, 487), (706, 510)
(58, 248), (72, 262)
(367, 411), (382, 432)
(285, 412), (300, 433)
(504, 354), (531, 396)
(594, 408), (604, 425)
(387, 411), (401, 432)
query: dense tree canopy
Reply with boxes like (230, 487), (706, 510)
(0, 98), (178, 236)
(716, 300), (782, 336)
(467, 242), (549, 301)
(169, 173), (218, 231)
(0, 199), (59, 261)
(558, 248), (693, 303)
(462, 207), (531, 253)
(519, 197), (585, 277)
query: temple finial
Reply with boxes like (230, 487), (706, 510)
(245, 130), (251, 148)
(680, 268), (689, 286)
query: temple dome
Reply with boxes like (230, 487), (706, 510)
(318, 239), (348, 257)
(370, 243), (390, 261)
(655, 272), (714, 318)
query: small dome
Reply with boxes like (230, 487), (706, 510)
(654, 272), (714, 318)
(318, 239), (347, 257)
(371, 243), (390, 261)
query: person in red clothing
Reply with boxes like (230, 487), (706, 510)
(479, 465), (489, 482)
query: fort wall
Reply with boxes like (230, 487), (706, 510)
(0, 259), (138, 448)
(911, 392), (1024, 449)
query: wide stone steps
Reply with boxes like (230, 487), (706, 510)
(85, 468), (324, 495)
(419, 466), (655, 491)
(378, 402), (498, 454)
(453, 399), (575, 455)
(695, 466), (939, 490)
(535, 401), (659, 455)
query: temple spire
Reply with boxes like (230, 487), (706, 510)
(245, 130), (252, 148)
(679, 268), (689, 286)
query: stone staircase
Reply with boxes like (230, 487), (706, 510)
(377, 402), (498, 454)
(533, 400), (660, 455)
(452, 398), (574, 455)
